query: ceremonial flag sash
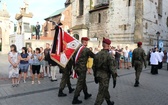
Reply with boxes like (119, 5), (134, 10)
(50, 26), (81, 68)
(72, 46), (85, 78)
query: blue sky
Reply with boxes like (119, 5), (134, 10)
(1, 0), (65, 25)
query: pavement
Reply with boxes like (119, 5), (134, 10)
(0, 54), (168, 105)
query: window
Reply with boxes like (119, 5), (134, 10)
(145, 23), (148, 29)
(128, 0), (131, 6)
(124, 25), (127, 30)
(79, 0), (84, 16)
(23, 23), (31, 33)
(158, 0), (162, 16)
(166, 17), (168, 27)
(95, 0), (109, 8)
(98, 13), (101, 23)
(73, 34), (79, 40)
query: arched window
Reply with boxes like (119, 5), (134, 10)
(79, 0), (84, 16)
(73, 34), (79, 40)
(98, 13), (101, 23)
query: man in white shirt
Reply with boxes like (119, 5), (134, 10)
(150, 48), (162, 74)
(123, 46), (130, 69)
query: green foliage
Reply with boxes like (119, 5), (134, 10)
(31, 25), (36, 33)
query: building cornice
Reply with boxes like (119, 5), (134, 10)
(89, 5), (109, 13)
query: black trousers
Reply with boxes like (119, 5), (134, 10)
(36, 34), (40, 40)
(158, 62), (162, 69)
(115, 58), (120, 69)
(151, 65), (158, 74)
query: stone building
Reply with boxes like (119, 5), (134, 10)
(71, 0), (168, 52)
(0, 3), (14, 54)
(43, 0), (72, 38)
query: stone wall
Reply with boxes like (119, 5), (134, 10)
(89, 9), (109, 40)
(109, 0), (135, 44)
(143, 0), (168, 51)
(71, 0), (90, 28)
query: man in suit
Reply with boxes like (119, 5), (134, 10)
(35, 22), (40, 40)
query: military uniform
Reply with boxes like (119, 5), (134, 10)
(58, 58), (74, 97)
(72, 37), (95, 104)
(93, 38), (117, 105)
(132, 42), (147, 87)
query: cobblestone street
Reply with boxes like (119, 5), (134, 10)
(0, 54), (168, 105)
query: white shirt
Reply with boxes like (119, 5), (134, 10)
(150, 52), (162, 65)
(123, 49), (129, 58)
(158, 51), (164, 62)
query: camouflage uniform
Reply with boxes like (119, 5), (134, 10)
(73, 47), (95, 98)
(59, 58), (73, 92)
(93, 49), (117, 105)
(132, 47), (147, 86)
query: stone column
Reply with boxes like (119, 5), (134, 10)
(134, 0), (143, 42)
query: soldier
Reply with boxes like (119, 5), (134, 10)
(132, 42), (147, 87)
(93, 38), (117, 105)
(58, 58), (75, 97)
(72, 37), (95, 104)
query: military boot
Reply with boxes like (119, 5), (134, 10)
(107, 100), (114, 105)
(58, 90), (67, 97)
(68, 87), (75, 93)
(84, 93), (92, 100)
(134, 81), (139, 87)
(72, 97), (82, 104)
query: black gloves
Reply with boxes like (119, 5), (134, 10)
(112, 73), (118, 88)
(94, 77), (98, 84)
(113, 80), (116, 88)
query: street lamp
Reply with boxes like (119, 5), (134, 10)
(156, 31), (160, 48)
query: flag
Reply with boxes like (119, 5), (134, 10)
(50, 26), (81, 68)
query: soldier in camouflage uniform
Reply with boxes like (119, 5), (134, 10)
(132, 42), (147, 87)
(72, 37), (95, 104)
(58, 58), (75, 97)
(93, 38), (117, 105)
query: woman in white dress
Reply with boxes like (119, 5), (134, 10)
(8, 44), (20, 87)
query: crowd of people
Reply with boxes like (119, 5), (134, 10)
(7, 37), (168, 105)
(8, 43), (57, 87)
(147, 47), (168, 75)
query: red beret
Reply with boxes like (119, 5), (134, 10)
(81, 37), (89, 41)
(137, 42), (142, 45)
(103, 37), (111, 45)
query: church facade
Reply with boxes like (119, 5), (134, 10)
(70, 0), (168, 52)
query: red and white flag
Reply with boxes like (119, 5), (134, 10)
(50, 26), (81, 68)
